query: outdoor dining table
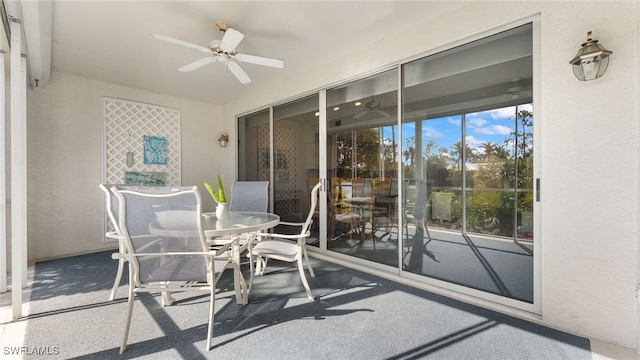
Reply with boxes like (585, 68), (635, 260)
(149, 211), (279, 305)
(344, 195), (397, 243)
(201, 211), (280, 304)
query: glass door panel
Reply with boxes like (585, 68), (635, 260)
(272, 94), (321, 243)
(326, 69), (398, 267)
(401, 23), (535, 303)
(464, 105), (534, 243)
(239, 97), (321, 244)
(238, 109), (270, 182)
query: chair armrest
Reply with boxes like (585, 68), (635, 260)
(278, 221), (304, 227)
(105, 231), (121, 240)
(118, 250), (232, 260)
(250, 231), (306, 240)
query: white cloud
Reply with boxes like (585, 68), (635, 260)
(424, 128), (443, 138)
(447, 117), (461, 126)
(465, 135), (483, 149)
(468, 117), (487, 127)
(519, 103), (533, 113)
(475, 125), (512, 135)
(485, 107), (517, 120)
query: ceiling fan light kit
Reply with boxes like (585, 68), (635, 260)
(153, 22), (284, 84)
(353, 97), (391, 119)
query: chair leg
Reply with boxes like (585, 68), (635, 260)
(206, 286), (215, 351)
(233, 260), (248, 305)
(296, 256), (314, 300)
(424, 220), (432, 241)
(302, 247), (315, 277)
(254, 256), (263, 276)
(120, 284), (135, 354)
(109, 257), (125, 301)
(231, 245), (244, 305)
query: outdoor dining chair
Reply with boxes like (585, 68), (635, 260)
(328, 177), (360, 239)
(229, 180), (269, 212)
(248, 182), (321, 300)
(212, 180), (269, 283)
(111, 185), (241, 353)
(98, 184), (126, 301)
(405, 179), (432, 241)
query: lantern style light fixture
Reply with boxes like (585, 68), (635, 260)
(569, 31), (613, 81)
(218, 132), (229, 148)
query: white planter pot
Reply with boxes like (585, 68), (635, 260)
(216, 203), (229, 219)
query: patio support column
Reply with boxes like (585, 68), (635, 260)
(10, 18), (26, 319)
(0, 51), (5, 293)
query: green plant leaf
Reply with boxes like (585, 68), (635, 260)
(216, 175), (227, 203)
(204, 176), (226, 203)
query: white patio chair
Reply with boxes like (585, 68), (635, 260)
(98, 184), (126, 301)
(405, 179), (432, 241)
(248, 182), (321, 300)
(210, 180), (269, 299)
(229, 180), (269, 212)
(111, 185), (241, 353)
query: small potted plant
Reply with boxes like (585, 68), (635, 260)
(204, 175), (228, 219)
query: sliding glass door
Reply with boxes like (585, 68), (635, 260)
(238, 94), (322, 243)
(237, 22), (537, 309)
(325, 69), (399, 267)
(401, 24), (535, 303)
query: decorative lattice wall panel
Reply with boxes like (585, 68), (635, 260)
(103, 97), (181, 186)
(259, 124), (297, 217)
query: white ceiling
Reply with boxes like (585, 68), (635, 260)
(41, 1), (471, 106)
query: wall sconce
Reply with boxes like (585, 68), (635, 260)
(218, 132), (229, 148)
(569, 31), (612, 81)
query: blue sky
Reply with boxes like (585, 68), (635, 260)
(392, 103), (533, 157)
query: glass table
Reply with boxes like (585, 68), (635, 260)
(202, 211), (280, 304)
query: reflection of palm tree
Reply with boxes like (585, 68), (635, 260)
(450, 141), (476, 169)
(480, 142), (510, 162)
(481, 142), (498, 160)
(404, 136), (415, 165)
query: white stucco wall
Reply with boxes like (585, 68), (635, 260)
(26, 71), (225, 261)
(218, 0), (640, 350)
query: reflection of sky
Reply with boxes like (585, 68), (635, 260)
(393, 104), (532, 155)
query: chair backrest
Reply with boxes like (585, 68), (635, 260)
(329, 177), (348, 215)
(99, 184), (122, 235)
(229, 181), (269, 212)
(111, 185), (209, 284)
(301, 182), (322, 236)
(307, 177), (320, 214)
(351, 178), (366, 197)
(371, 177), (392, 197)
(413, 180), (430, 220)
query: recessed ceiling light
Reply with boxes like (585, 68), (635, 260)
(355, 101), (362, 106)
(314, 111), (319, 116)
(333, 106), (340, 111)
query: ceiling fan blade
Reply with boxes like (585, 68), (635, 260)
(227, 61), (251, 84)
(152, 34), (210, 53)
(178, 57), (217, 72)
(353, 110), (369, 119)
(219, 28), (245, 52)
(376, 110), (391, 117)
(234, 53), (284, 68)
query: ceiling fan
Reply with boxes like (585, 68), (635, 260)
(505, 78), (530, 99)
(153, 22), (284, 84)
(353, 97), (391, 119)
